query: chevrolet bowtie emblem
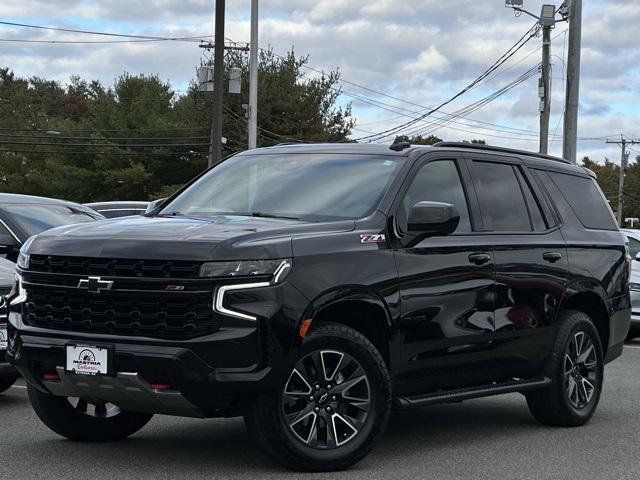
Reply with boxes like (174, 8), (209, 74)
(77, 276), (114, 293)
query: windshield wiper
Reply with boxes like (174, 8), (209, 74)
(249, 212), (301, 221)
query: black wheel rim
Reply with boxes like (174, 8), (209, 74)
(564, 331), (599, 410)
(67, 397), (121, 418)
(281, 349), (371, 450)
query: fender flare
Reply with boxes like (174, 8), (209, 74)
(299, 285), (394, 332)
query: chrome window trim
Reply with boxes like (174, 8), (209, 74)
(0, 218), (21, 245)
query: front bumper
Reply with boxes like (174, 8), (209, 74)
(6, 308), (293, 417)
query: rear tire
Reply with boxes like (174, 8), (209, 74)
(28, 385), (153, 442)
(526, 310), (604, 427)
(0, 374), (18, 394)
(244, 322), (391, 472)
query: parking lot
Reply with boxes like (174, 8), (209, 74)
(1, 341), (638, 480)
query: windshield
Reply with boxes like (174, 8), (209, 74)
(4, 204), (100, 237)
(160, 153), (406, 222)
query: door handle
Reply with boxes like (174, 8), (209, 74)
(469, 253), (491, 265)
(543, 252), (563, 263)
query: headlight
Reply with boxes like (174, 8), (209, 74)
(17, 236), (35, 269)
(200, 259), (292, 284)
(17, 251), (30, 269)
(9, 274), (27, 306)
(207, 259), (292, 321)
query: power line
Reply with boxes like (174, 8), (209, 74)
(223, 105), (307, 144)
(0, 21), (211, 42)
(0, 149), (205, 156)
(0, 134), (210, 141)
(0, 140), (210, 148)
(261, 45), (552, 141)
(0, 37), (166, 44)
(0, 126), (209, 133)
(351, 23), (541, 142)
(399, 65), (541, 140)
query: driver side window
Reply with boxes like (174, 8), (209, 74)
(401, 160), (472, 233)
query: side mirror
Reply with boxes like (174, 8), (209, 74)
(635, 252), (640, 262)
(404, 201), (460, 247)
(145, 198), (167, 215)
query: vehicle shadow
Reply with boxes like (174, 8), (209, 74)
(0, 393), (25, 408)
(12, 394), (541, 477)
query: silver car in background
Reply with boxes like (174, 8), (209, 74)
(622, 229), (640, 338)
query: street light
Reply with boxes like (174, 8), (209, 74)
(540, 4), (557, 27)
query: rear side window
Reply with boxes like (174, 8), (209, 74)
(470, 161), (532, 232)
(548, 172), (618, 230)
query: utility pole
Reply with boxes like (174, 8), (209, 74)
(248, 0), (259, 150)
(209, 0), (226, 168)
(506, 2), (566, 156)
(539, 25), (552, 155)
(563, 0), (582, 165)
(607, 137), (639, 226)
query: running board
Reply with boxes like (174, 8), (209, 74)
(393, 377), (551, 410)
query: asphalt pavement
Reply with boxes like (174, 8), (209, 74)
(2, 342), (640, 480)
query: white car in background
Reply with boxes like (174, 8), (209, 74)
(621, 229), (640, 338)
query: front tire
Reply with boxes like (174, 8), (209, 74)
(526, 310), (604, 427)
(0, 374), (18, 394)
(28, 385), (153, 442)
(244, 322), (391, 472)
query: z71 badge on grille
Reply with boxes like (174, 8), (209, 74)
(360, 234), (386, 244)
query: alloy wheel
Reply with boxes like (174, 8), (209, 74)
(282, 349), (371, 449)
(563, 331), (599, 410)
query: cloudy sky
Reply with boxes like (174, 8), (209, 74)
(0, 0), (638, 162)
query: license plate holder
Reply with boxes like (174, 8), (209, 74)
(65, 344), (113, 376)
(0, 325), (7, 351)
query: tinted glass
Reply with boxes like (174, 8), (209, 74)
(3, 205), (98, 237)
(402, 160), (471, 233)
(627, 236), (640, 259)
(530, 170), (559, 227)
(549, 172), (618, 230)
(515, 168), (547, 231)
(162, 154), (406, 222)
(471, 161), (532, 232)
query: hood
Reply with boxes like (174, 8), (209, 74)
(26, 215), (355, 261)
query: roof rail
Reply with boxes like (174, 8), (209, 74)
(433, 142), (571, 165)
(389, 141), (412, 152)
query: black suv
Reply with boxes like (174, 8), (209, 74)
(7, 143), (631, 471)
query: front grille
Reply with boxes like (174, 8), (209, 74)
(29, 255), (202, 279)
(21, 257), (222, 340)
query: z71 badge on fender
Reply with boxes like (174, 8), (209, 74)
(360, 234), (386, 244)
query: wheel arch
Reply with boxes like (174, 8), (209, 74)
(560, 288), (611, 355)
(300, 287), (393, 367)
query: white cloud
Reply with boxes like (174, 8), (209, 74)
(403, 46), (451, 76)
(0, 0), (637, 163)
